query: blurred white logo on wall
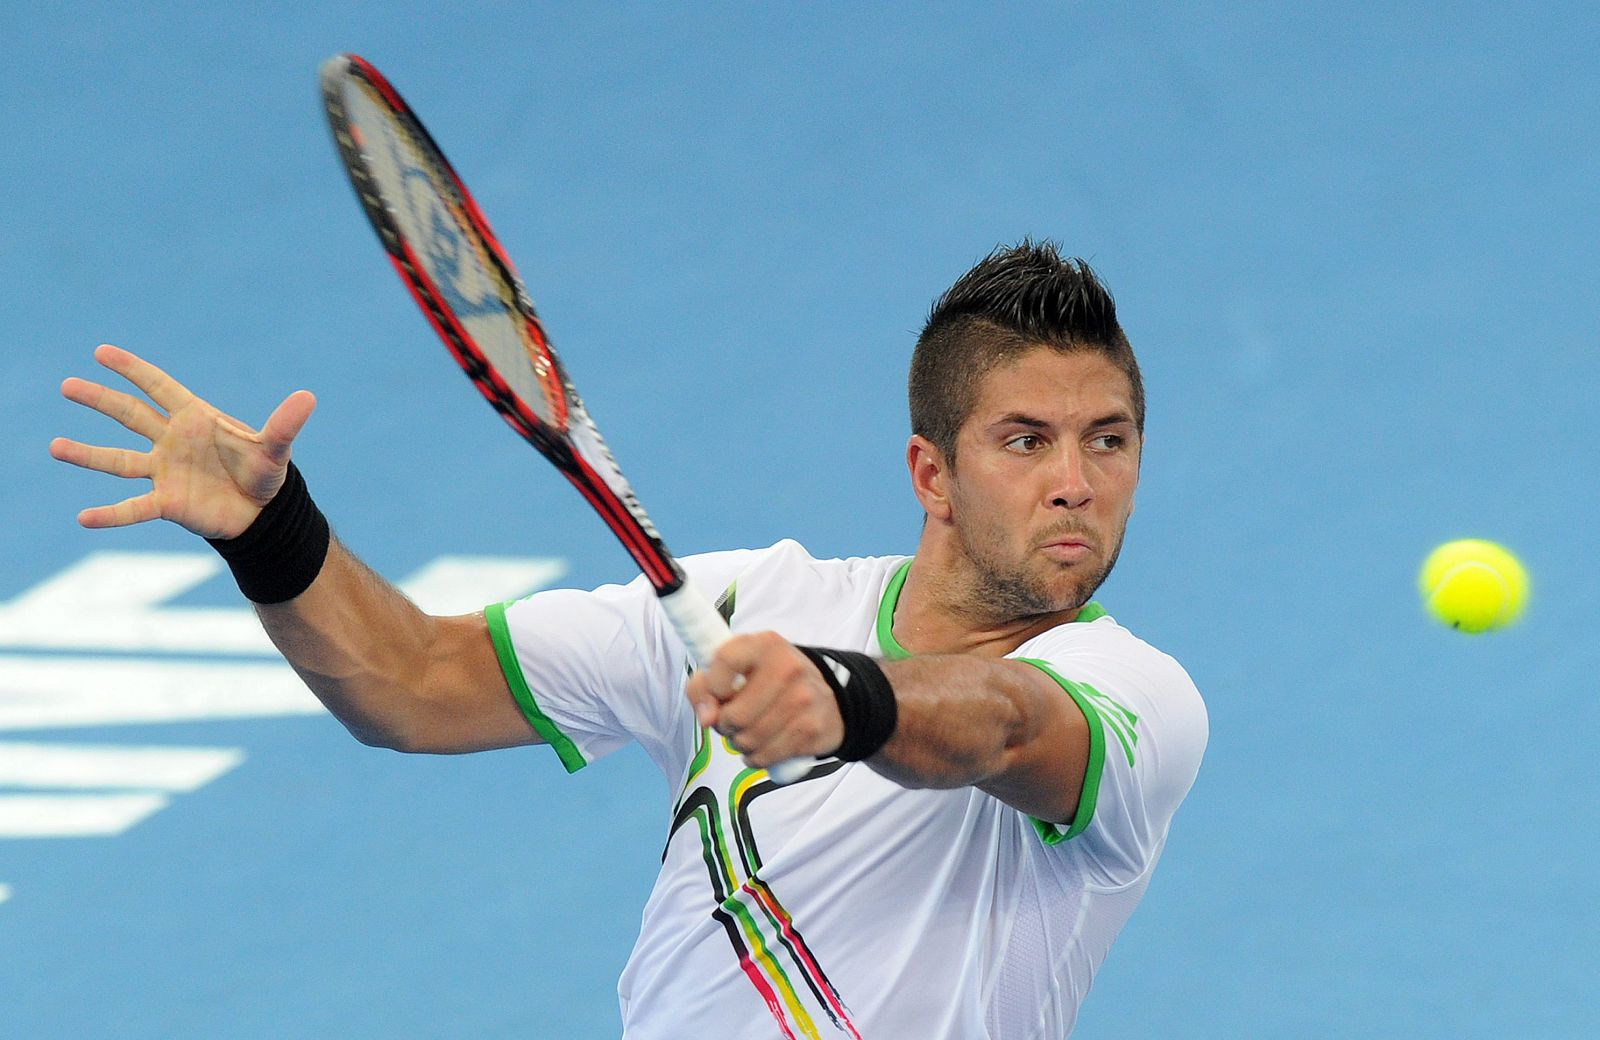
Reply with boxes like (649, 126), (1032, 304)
(0, 551), (565, 899)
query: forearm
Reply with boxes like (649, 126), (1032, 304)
(53, 352), (528, 753)
(869, 656), (1085, 822)
(251, 537), (442, 749)
(694, 636), (1086, 820)
(248, 530), (535, 756)
(870, 657), (1036, 787)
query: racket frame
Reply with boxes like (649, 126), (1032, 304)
(321, 54), (680, 594)
(319, 54), (810, 785)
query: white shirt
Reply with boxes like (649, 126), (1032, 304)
(487, 540), (1207, 1039)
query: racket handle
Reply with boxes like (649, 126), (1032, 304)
(659, 580), (811, 786)
(764, 757), (810, 786)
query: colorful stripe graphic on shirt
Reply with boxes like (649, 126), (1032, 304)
(661, 577), (860, 1036)
(676, 787), (809, 1039)
(667, 745), (858, 1038)
(727, 764), (859, 1038)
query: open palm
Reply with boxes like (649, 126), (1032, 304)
(50, 344), (317, 540)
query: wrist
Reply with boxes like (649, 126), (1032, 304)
(795, 646), (898, 762)
(205, 462), (330, 604)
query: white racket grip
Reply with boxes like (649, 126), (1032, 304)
(658, 579), (810, 786)
(658, 577), (731, 670)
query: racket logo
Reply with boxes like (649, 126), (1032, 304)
(414, 186), (505, 321)
(367, 113), (504, 325)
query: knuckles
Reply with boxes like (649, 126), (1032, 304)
(698, 630), (837, 762)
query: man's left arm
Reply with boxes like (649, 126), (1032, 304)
(687, 634), (1090, 824)
(872, 655), (1090, 823)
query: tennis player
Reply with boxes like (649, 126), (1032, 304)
(52, 241), (1206, 1038)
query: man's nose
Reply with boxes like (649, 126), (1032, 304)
(1048, 446), (1093, 509)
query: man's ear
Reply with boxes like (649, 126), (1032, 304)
(907, 435), (954, 523)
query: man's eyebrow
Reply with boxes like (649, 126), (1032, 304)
(989, 413), (1052, 430)
(987, 411), (1136, 430)
(1085, 411), (1137, 430)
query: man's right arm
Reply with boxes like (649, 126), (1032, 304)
(254, 537), (538, 754)
(51, 344), (537, 755)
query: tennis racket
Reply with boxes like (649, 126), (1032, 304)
(319, 53), (808, 786)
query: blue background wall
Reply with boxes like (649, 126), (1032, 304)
(3, 3), (1596, 1036)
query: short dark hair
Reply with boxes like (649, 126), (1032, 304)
(909, 240), (1143, 466)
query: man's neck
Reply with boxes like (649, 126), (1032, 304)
(889, 535), (1083, 659)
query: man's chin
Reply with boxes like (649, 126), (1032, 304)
(1037, 564), (1109, 615)
(970, 548), (1113, 621)
(1001, 582), (1088, 621)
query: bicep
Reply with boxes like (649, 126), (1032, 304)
(872, 655), (1091, 816)
(409, 610), (542, 754)
(975, 660), (1093, 824)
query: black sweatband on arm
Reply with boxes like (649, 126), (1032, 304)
(204, 462), (330, 604)
(796, 646), (898, 762)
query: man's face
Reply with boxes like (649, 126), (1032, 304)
(944, 346), (1141, 619)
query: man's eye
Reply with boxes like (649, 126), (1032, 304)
(1005, 435), (1043, 452)
(1090, 434), (1125, 451)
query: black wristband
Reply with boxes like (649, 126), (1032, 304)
(796, 646), (898, 762)
(205, 462), (330, 604)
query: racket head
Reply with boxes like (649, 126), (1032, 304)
(320, 54), (570, 441)
(320, 53), (683, 593)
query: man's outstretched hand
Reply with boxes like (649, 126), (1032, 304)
(50, 344), (317, 540)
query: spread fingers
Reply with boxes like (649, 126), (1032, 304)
(76, 492), (163, 530)
(49, 438), (153, 480)
(60, 377), (167, 441)
(93, 344), (196, 414)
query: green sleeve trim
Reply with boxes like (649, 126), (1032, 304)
(484, 601), (588, 774)
(1016, 657), (1106, 844)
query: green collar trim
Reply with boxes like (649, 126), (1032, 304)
(874, 557), (1105, 658)
(876, 559), (916, 659)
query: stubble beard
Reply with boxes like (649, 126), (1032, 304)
(957, 519), (1126, 624)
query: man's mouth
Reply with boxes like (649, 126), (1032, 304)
(1040, 536), (1095, 562)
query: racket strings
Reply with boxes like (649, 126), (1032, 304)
(341, 77), (568, 432)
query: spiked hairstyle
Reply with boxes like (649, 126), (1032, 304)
(909, 241), (1143, 467)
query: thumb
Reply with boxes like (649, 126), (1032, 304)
(261, 390), (317, 461)
(684, 673), (721, 730)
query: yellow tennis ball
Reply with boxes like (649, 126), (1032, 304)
(1418, 539), (1529, 633)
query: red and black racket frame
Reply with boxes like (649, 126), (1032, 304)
(321, 53), (687, 598)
